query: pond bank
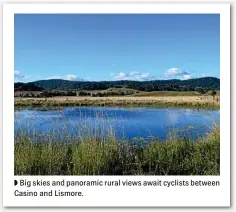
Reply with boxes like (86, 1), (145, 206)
(15, 96), (220, 110)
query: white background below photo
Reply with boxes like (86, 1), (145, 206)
(1, 0), (231, 210)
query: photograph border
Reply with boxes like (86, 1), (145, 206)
(3, 2), (230, 207)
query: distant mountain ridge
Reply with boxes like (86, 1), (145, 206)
(15, 77), (220, 92)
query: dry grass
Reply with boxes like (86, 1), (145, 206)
(15, 95), (220, 109)
(134, 91), (198, 97)
(14, 95), (219, 103)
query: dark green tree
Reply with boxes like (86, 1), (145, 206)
(210, 90), (217, 100)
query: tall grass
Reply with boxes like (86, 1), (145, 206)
(14, 126), (220, 175)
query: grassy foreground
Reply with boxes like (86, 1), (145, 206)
(15, 127), (220, 175)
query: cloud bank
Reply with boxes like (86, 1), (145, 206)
(43, 68), (208, 83)
(164, 68), (193, 80)
(110, 68), (195, 81)
(45, 74), (84, 81)
(111, 71), (155, 81)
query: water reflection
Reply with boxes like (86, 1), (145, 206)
(14, 107), (220, 142)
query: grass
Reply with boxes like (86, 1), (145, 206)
(14, 126), (220, 175)
(85, 87), (139, 94)
(15, 95), (220, 110)
(134, 91), (220, 97)
(134, 91), (199, 97)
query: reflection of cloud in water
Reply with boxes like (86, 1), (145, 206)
(166, 109), (180, 125)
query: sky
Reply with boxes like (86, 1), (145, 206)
(14, 14), (220, 82)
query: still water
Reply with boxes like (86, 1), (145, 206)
(14, 107), (220, 142)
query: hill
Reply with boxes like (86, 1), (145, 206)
(14, 82), (44, 92)
(14, 77), (220, 92)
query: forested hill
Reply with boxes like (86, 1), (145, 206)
(15, 77), (220, 92)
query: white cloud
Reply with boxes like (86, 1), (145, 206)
(65, 74), (82, 81)
(112, 71), (155, 81)
(14, 70), (20, 78)
(164, 68), (193, 80)
(14, 70), (29, 81)
(200, 73), (213, 78)
(45, 74), (84, 81)
(182, 74), (193, 80)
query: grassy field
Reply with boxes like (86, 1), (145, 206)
(87, 87), (139, 94)
(14, 126), (220, 175)
(134, 90), (220, 97)
(134, 91), (199, 97)
(15, 95), (220, 109)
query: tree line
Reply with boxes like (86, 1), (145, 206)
(15, 77), (220, 92)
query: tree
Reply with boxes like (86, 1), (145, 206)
(210, 90), (217, 100)
(195, 87), (207, 95)
(96, 92), (103, 97)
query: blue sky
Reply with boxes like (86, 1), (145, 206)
(14, 14), (220, 82)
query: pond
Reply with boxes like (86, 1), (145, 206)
(14, 107), (220, 142)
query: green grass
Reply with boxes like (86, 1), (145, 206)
(14, 126), (220, 175)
